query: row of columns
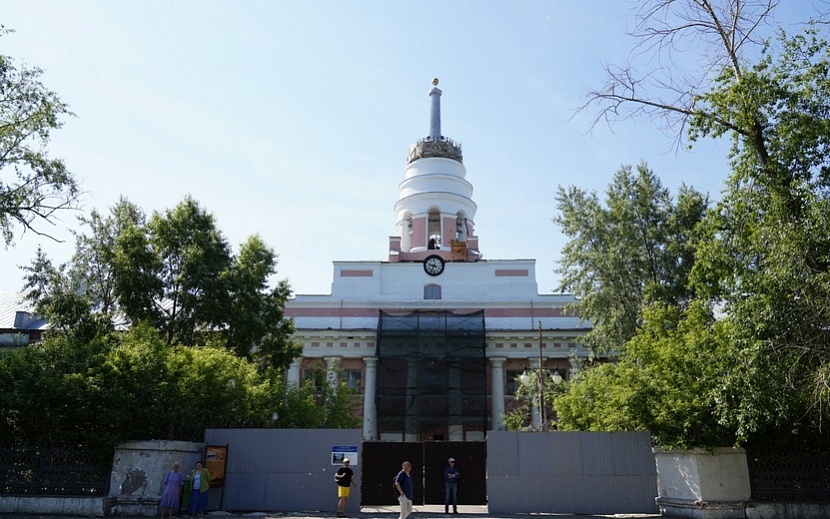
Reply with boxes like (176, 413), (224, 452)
(287, 355), (542, 439)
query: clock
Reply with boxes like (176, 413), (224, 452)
(424, 255), (445, 276)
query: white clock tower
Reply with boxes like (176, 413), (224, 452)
(388, 78), (480, 265)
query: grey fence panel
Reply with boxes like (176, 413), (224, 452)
(205, 428), (363, 513)
(487, 430), (658, 515)
(487, 432), (520, 476)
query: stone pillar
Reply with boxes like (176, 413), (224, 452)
(362, 357), (378, 440)
(489, 357), (507, 431)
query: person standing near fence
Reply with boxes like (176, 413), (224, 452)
(160, 462), (183, 519)
(334, 457), (355, 517)
(443, 457), (459, 514)
(187, 461), (210, 516)
(395, 461), (413, 519)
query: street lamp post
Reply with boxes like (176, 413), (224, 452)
(520, 321), (564, 431)
(538, 321), (546, 430)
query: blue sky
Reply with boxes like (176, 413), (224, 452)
(0, 1), (820, 295)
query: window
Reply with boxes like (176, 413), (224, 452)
(344, 369), (362, 392)
(506, 370), (524, 395)
(428, 209), (441, 248)
(424, 284), (442, 300)
(303, 369), (324, 389)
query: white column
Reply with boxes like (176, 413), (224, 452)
(287, 358), (301, 387)
(528, 358), (541, 429)
(489, 357), (507, 431)
(325, 356), (341, 388)
(363, 357), (378, 440)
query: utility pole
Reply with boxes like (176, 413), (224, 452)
(538, 320), (546, 431)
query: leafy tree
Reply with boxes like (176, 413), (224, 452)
(22, 199), (144, 338)
(25, 196), (300, 370)
(112, 196), (232, 346)
(275, 377), (361, 430)
(0, 26), (80, 245)
(23, 247), (92, 332)
(224, 234), (300, 368)
(554, 302), (736, 448)
(565, 1), (830, 447)
(503, 368), (568, 431)
(688, 27), (830, 444)
(70, 199), (146, 317)
(0, 324), (355, 451)
(555, 163), (708, 353)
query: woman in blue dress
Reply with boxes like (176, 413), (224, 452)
(160, 462), (183, 519)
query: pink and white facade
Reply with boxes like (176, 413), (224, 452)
(284, 80), (590, 440)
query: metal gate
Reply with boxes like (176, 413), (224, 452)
(361, 441), (486, 506)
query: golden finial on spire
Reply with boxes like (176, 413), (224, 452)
(432, 78), (439, 86)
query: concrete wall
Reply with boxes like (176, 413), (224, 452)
(0, 496), (105, 516)
(108, 439), (205, 516)
(654, 448), (750, 519)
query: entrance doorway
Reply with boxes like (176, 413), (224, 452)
(360, 441), (487, 506)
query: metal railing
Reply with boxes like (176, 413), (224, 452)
(747, 451), (830, 502)
(0, 446), (111, 496)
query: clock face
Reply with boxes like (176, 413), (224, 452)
(424, 255), (445, 276)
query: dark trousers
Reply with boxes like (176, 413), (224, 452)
(444, 482), (458, 512)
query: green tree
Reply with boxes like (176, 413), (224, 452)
(25, 196), (300, 371)
(688, 28), (830, 445)
(113, 196), (232, 346)
(224, 234), (300, 368)
(554, 302), (736, 448)
(22, 199), (144, 338)
(70, 199), (146, 317)
(569, 1), (830, 447)
(0, 324), (354, 451)
(555, 163), (708, 353)
(0, 27), (80, 245)
(275, 377), (361, 430)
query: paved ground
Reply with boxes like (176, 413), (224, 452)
(0, 505), (661, 519)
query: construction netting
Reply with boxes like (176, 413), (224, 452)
(376, 310), (487, 439)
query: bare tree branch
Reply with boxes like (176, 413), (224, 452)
(578, 0), (782, 152)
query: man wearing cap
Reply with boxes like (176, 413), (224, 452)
(444, 457), (459, 514)
(335, 458), (355, 517)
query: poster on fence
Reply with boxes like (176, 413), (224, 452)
(331, 445), (358, 465)
(205, 445), (227, 487)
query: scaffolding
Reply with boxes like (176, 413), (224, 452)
(376, 310), (487, 440)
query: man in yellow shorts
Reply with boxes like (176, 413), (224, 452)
(335, 458), (355, 517)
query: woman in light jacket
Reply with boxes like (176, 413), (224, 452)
(187, 461), (210, 516)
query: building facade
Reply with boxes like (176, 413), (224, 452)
(284, 80), (591, 441)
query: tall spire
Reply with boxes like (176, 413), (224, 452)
(407, 78), (463, 164)
(429, 78), (442, 140)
